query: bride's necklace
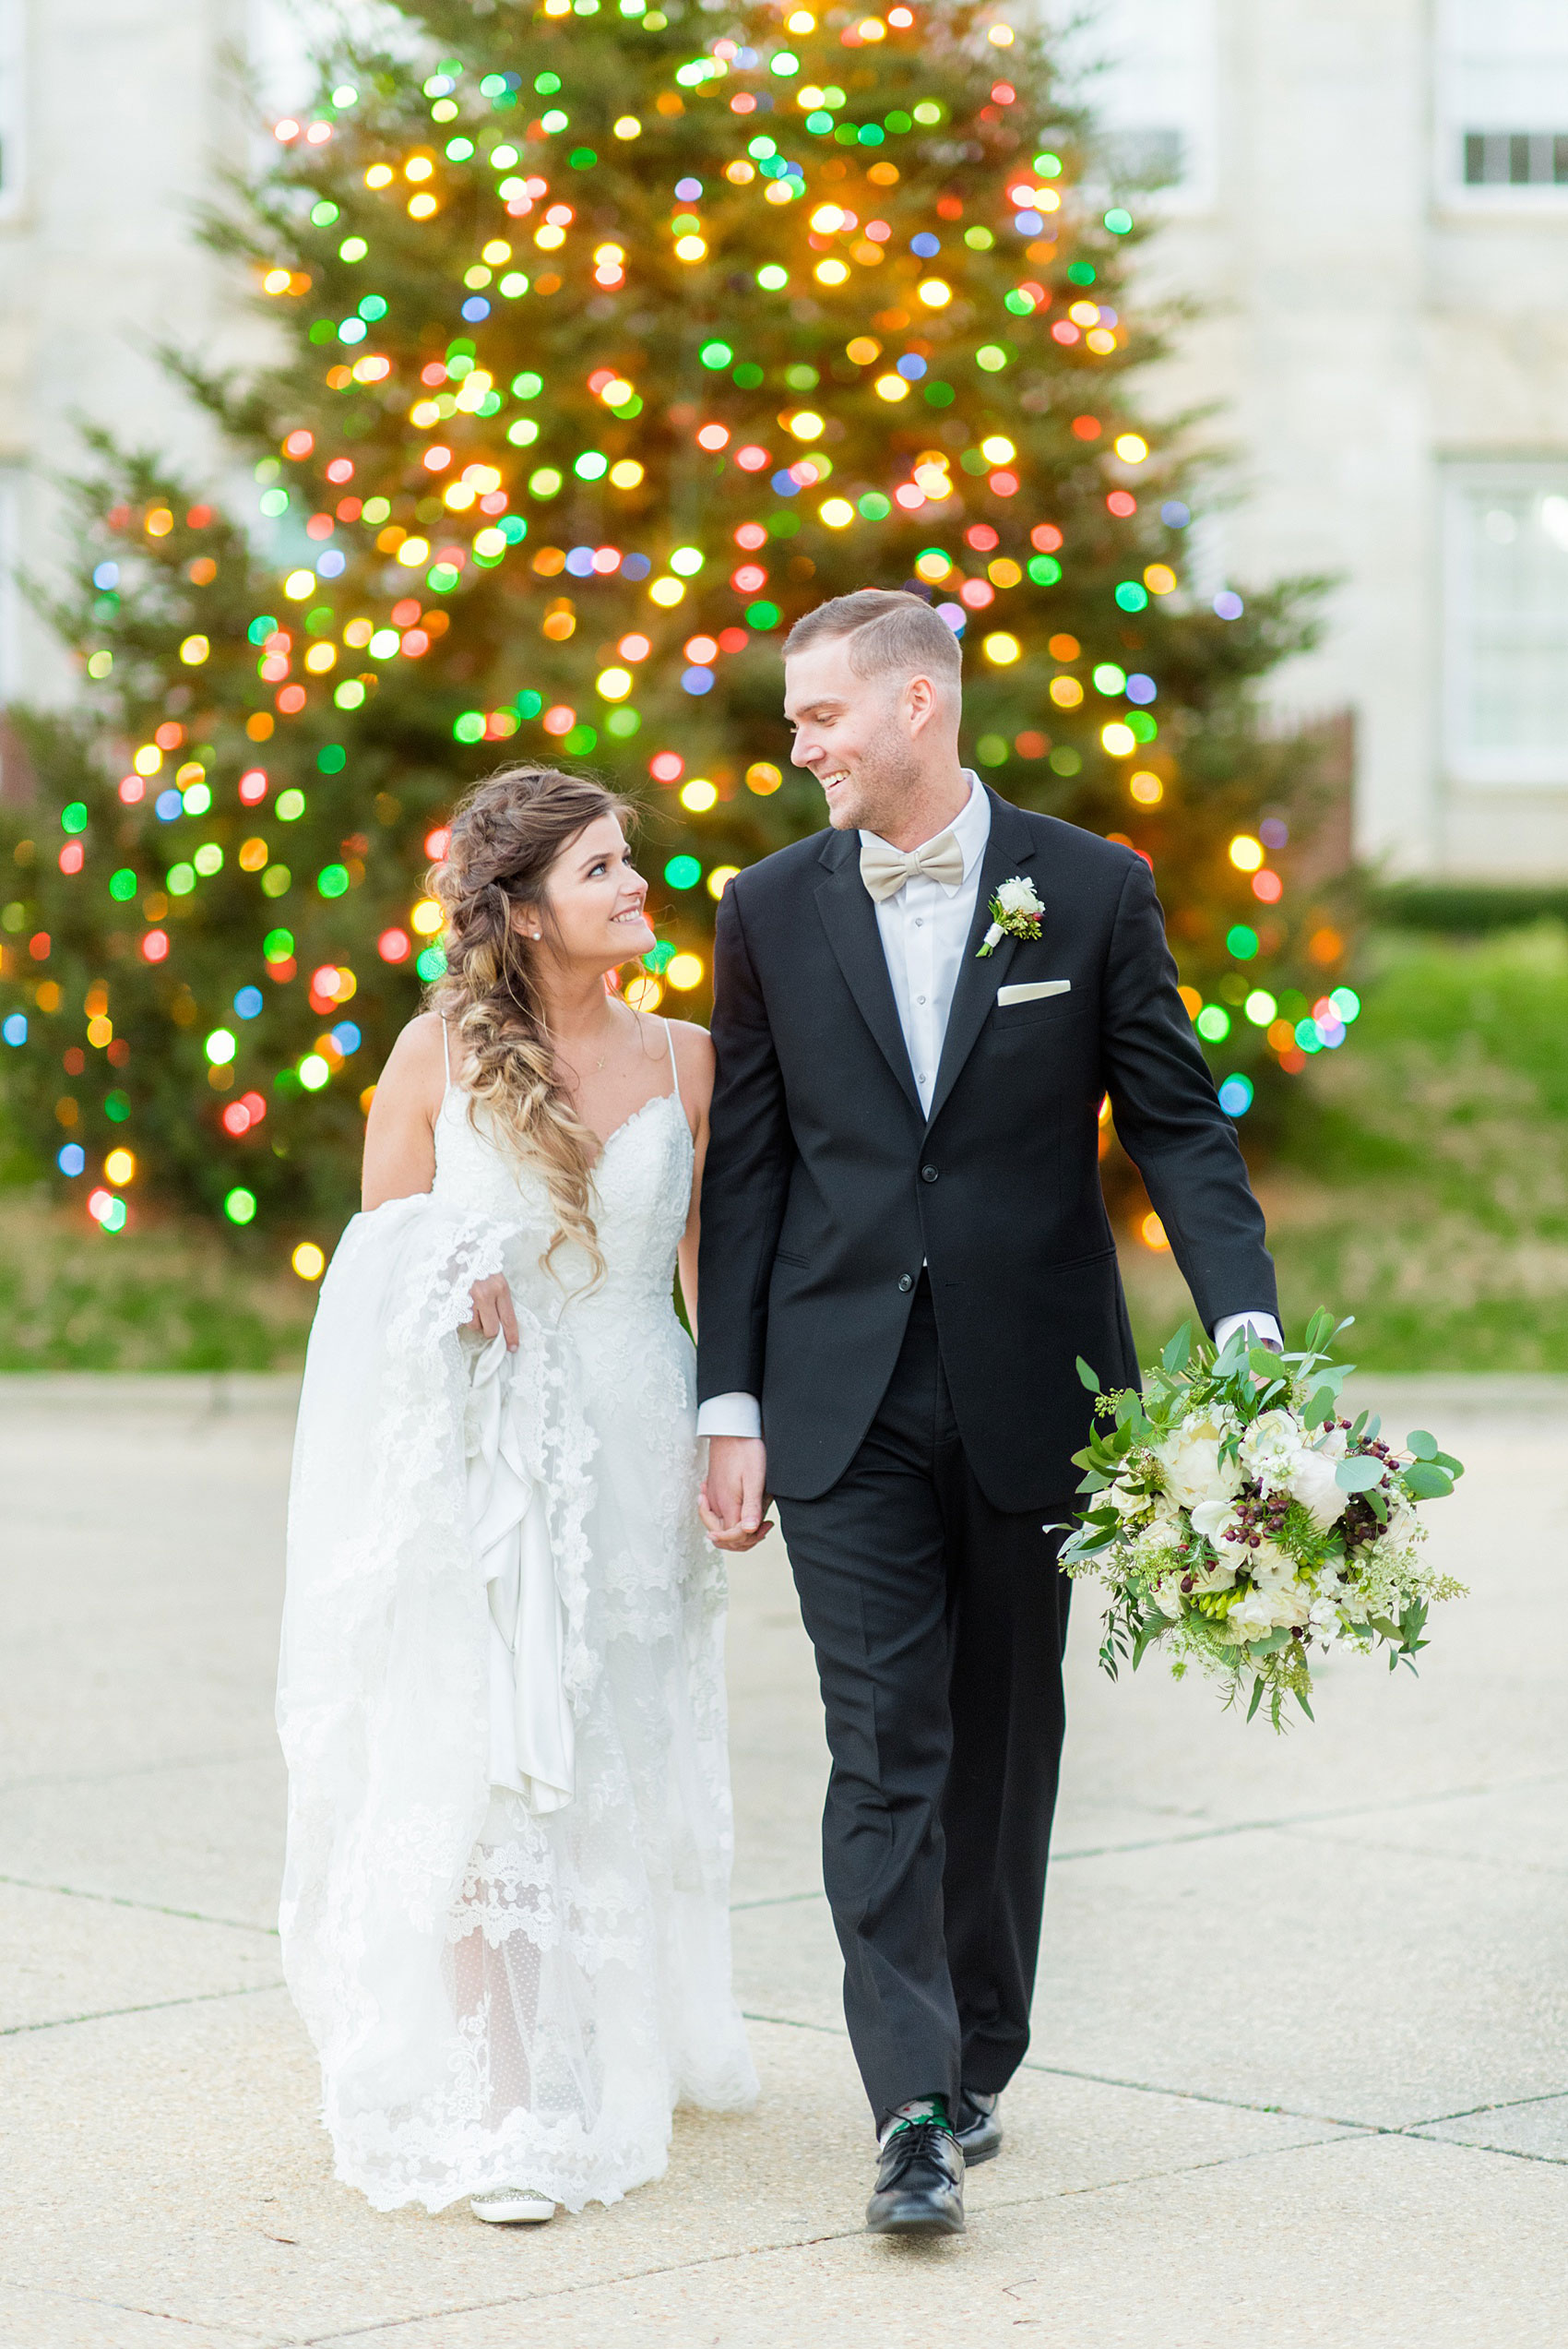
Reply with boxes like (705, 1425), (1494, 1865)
(561, 1012), (616, 1079)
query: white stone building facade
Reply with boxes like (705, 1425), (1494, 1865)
(3, 0), (1568, 876)
(1082, 0), (1568, 879)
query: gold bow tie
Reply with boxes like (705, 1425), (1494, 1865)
(859, 830), (966, 902)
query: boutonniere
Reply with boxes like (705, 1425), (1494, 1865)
(977, 876), (1044, 958)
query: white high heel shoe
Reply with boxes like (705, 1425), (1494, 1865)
(469, 2186), (556, 2224)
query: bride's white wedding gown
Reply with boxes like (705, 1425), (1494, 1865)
(279, 1028), (757, 2213)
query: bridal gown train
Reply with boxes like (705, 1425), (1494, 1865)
(279, 1026), (757, 2213)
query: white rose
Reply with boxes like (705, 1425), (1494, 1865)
(994, 876), (1042, 917)
(1189, 1546), (1238, 1593)
(1248, 1538), (1298, 1592)
(1132, 1505), (1182, 1564)
(1107, 1480), (1149, 1523)
(1158, 1420), (1241, 1511)
(1288, 1447), (1350, 1532)
(1229, 1590), (1277, 1640)
(1148, 1573), (1185, 1620)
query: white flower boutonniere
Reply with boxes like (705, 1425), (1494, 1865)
(977, 875), (1044, 958)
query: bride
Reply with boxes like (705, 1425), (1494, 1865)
(279, 766), (758, 2224)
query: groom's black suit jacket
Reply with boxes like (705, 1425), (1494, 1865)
(696, 789), (1277, 1511)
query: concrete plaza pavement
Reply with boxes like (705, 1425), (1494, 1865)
(0, 1370), (1564, 2347)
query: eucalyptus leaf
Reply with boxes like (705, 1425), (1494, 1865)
(1402, 1461), (1455, 1500)
(1335, 1456), (1385, 1493)
(1407, 1429), (1438, 1461)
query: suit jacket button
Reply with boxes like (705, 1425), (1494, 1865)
(897, 1273), (913, 1293)
(921, 1164), (938, 1183)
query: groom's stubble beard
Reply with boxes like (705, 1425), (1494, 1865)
(820, 688), (928, 836)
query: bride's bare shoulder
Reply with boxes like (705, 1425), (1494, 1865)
(377, 1011), (450, 1102)
(664, 1018), (714, 1110)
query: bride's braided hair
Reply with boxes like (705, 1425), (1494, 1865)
(427, 765), (635, 1286)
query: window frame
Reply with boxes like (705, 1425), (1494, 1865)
(1436, 0), (1568, 209)
(1442, 462), (1568, 792)
(1045, 0), (1218, 217)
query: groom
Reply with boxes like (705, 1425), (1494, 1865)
(695, 590), (1279, 2236)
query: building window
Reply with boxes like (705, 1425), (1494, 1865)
(1046, 0), (1217, 209)
(1441, 0), (1568, 197)
(1444, 470), (1568, 787)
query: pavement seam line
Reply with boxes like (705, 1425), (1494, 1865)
(0, 1869), (280, 1937)
(288, 2131), (1364, 2344)
(0, 2270), (274, 2343)
(0, 1748), (279, 1797)
(1408, 2082), (1568, 2126)
(739, 2021), (1562, 2163)
(1400, 2130), (1568, 2167)
(1042, 1769), (1568, 1865)
(0, 1981), (285, 2038)
(1277, 1823), (1568, 1881)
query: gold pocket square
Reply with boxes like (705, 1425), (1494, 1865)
(997, 980), (1071, 1005)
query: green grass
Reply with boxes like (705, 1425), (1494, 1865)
(0, 1198), (315, 1371)
(4, 925), (1566, 1374)
(1122, 922), (1568, 1371)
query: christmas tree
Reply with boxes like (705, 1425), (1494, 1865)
(0, 0), (1351, 1273)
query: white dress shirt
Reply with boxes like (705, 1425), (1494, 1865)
(870, 769), (992, 1119)
(697, 775), (1277, 1440)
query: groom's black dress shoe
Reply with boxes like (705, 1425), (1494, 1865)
(956, 2089), (1003, 2164)
(865, 2120), (966, 2236)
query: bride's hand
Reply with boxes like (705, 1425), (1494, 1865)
(468, 1273), (519, 1352)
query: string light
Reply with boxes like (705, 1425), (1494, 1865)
(0, 5), (1339, 1270)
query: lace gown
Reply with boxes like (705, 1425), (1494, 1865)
(279, 1035), (757, 2214)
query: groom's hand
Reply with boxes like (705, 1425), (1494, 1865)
(699, 1437), (774, 1553)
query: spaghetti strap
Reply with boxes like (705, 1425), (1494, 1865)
(441, 1018), (452, 1091)
(664, 1018), (683, 1117)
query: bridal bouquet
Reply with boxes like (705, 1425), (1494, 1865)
(1059, 1312), (1467, 1728)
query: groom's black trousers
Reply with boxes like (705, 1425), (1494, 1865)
(776, 1275), (1072, 2126)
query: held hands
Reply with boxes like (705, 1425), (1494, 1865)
(468, 1272), (520, 1352)
(699, 1435), (775, 1554)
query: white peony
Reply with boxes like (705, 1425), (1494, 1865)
(1158, 1419), (1241, 1511)
(994, 876), (1043, 917)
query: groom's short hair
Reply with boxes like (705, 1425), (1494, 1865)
(784, 590), (963, 691)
